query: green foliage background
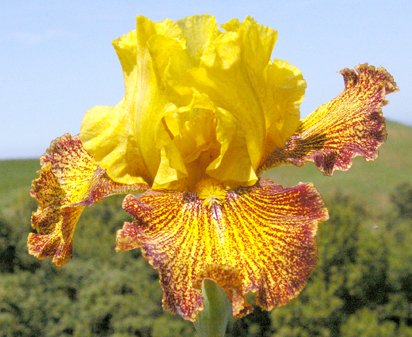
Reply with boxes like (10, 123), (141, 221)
(0, 121), (411, 336)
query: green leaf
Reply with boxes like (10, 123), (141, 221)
(194, 280), (232, 337)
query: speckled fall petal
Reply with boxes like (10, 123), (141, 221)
(28, 134), (148, 266)
(261, 64), (398, 175)
(116, 179), (328, 321)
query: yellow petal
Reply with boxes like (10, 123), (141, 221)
(187, 17), (303, 185)
(153, 93), (221, 190)
(116, 179), (328, 320)
(261, 64), (398, 174)
(28, 134), (147, 266)
(176, 15), (219, 64)
(80, 104), (149, 185)
(81, 17), (183, 186)
(260, 60), (306, 162)
(81, 15), (306, 190)
(152, 146), (187, 190)
(29, 163), (83, 266)
(187, 19), (269, 174)
(206, 107), (258, 187)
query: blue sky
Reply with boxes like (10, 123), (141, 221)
(0, 0), (410, 158)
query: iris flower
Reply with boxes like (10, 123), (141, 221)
(28, 15), (397, 324)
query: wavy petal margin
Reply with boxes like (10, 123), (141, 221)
(261, 64), (398, 175)
(116, 179), (328, 321)
(28, 134), (148, 266)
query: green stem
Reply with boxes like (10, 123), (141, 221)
(194, 280), (232, 337)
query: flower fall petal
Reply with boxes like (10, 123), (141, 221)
(116, 179), (328, 321)
(261, 64), (398, 175)
(28, 134), (148, 266)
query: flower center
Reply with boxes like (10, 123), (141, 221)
(195, 178), (227, 207)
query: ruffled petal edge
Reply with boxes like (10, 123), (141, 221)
(116, 179), (328, 320)
(28, 134), (148, 266)
(260, 64), (398, 175)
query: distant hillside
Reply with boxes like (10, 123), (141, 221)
(0, 120), (410, 211)
(0, 159), (38, 207)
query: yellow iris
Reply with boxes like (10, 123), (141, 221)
(28, 15), (397, 322)
(79, 15), (305, 191)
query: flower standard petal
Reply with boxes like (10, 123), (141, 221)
(261, 60), (306, 160)
(186, 17), (273, 182)
(80, 18), (185, 187)
(186, 17), (305, 186)
(81, 16), (307, 190)
(116, 179), (328, 321)
(261, 64), (398, 175)
(28, 134), (148, 266)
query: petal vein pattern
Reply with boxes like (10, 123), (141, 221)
(116, 179), (328, 321)
(261, 64), (398, 175)
(28, 134), (148, 266)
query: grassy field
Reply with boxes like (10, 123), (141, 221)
(0, 120), (410, 212)
(0, 159), (39, 207)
